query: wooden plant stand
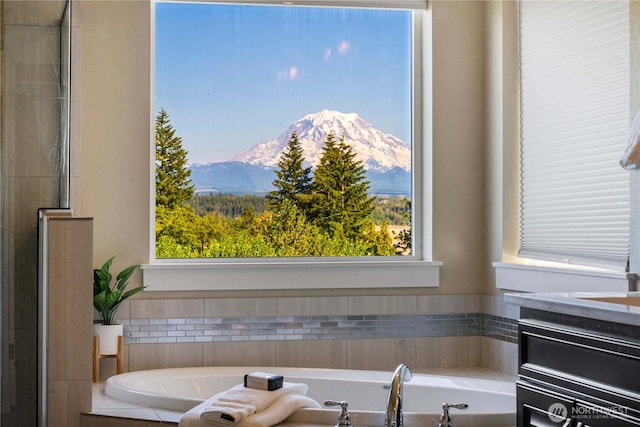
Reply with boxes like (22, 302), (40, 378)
(93, 335), (124, 383)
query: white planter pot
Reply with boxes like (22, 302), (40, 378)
(93, 324), (123, 356)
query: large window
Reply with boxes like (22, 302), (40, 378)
(518, 0), (630, 271)
(147, 0), (436, 290)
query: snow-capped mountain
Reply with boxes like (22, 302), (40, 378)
(229, 110), (411, 173)
(189, 110), (412, 195)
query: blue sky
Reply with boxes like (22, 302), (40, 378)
(155, 2), (412, 164)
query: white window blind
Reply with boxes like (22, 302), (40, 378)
(518, 0), (630, 270)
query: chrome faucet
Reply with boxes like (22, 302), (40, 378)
(384, 364), (412, 427)
(438, 403), (469, 427)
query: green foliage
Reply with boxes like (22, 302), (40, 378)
(267, 131), (313, 213)
(393, 198), (412, 255)
(310, 132), (375, 240)
(190, 194), (267, 217)
(372, 197), (411, 226)
(193, 194), (408, 227)
(155, 108), (195, 209)
(394, 228), (412, 255)
(264, 199), (319, 256)
(156, 235), (200, 258)
(155, 200), (398, 258)
(93, 257), (144, 325)
(156, 205), (201, 250)
(201, 233), (276, 258)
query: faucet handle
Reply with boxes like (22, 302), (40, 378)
(443, 403), (468, 411)
(324, 400), (352, 427)
(438, 403), (469, 427)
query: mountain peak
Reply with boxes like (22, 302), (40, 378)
(230, 110), (411, 172)
(303, 109), (359, 125)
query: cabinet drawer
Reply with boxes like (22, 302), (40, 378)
(519, 319), (640, 394)
(518, 380), (640, 427)
(517, 381), (574, 427)
(572, 400), (640, 426)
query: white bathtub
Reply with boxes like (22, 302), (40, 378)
(104, 366), (516, 427)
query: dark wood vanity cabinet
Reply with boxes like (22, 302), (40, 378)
(517, 308), (640, 426)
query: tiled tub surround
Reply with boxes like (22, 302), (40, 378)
(121, 313), (517, 345)
(87, 296), (519, 425)
(101, 295), (520, 379)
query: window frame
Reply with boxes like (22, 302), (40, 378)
(144, 0), (439, 291)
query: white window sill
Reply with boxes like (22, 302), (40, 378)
(494, 262), (635, 293)
(142, 259), (442, 291)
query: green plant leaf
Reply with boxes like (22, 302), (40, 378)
(93, 256), (144, 325)
(93, 290), (109, 312)
(115, 264), (141, 291)
(120, 285), (145, 301)
(99, 257), (114, 282)
(105, 290), (122, 308)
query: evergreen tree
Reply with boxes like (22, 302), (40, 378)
(267, 131), (312, 212)
(310, 132), (376, 239)
(155, 108), (195, 209)
(266, 198), (318, 256)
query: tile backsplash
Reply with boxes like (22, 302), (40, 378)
(122, 312), (516, 345)
(103, 294), (519, 377)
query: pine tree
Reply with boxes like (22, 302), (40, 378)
(310, 131), (376, 239)
(267, 131), (313, 212)
(155, 108), (195, 209)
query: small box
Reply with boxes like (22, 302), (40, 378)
(244, 372), (284, 391)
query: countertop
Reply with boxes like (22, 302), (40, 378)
(505, 291), (640, 327)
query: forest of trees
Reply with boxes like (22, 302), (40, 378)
(189, 194), (410, 226)
(155, 109), (412, 258)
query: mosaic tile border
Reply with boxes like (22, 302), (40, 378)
(122, 313), (518, 345)
(482, 313), (518, 344)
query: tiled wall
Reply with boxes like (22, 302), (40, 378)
(121, 313), (516, 345)
(483, 313), (518, 343)
(96, 294), (519, 381)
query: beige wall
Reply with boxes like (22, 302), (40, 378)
(483, 0), (519, 295)
(73, 0), (151, 272)
(431, 0), (487, 294)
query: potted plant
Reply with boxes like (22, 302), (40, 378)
(93, 256), (145, 355)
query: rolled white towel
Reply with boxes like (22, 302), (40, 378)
(199, 382), (309, 426)
(237, 394), (321, 427)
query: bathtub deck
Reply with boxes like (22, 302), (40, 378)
(85, 368), (516, 427)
